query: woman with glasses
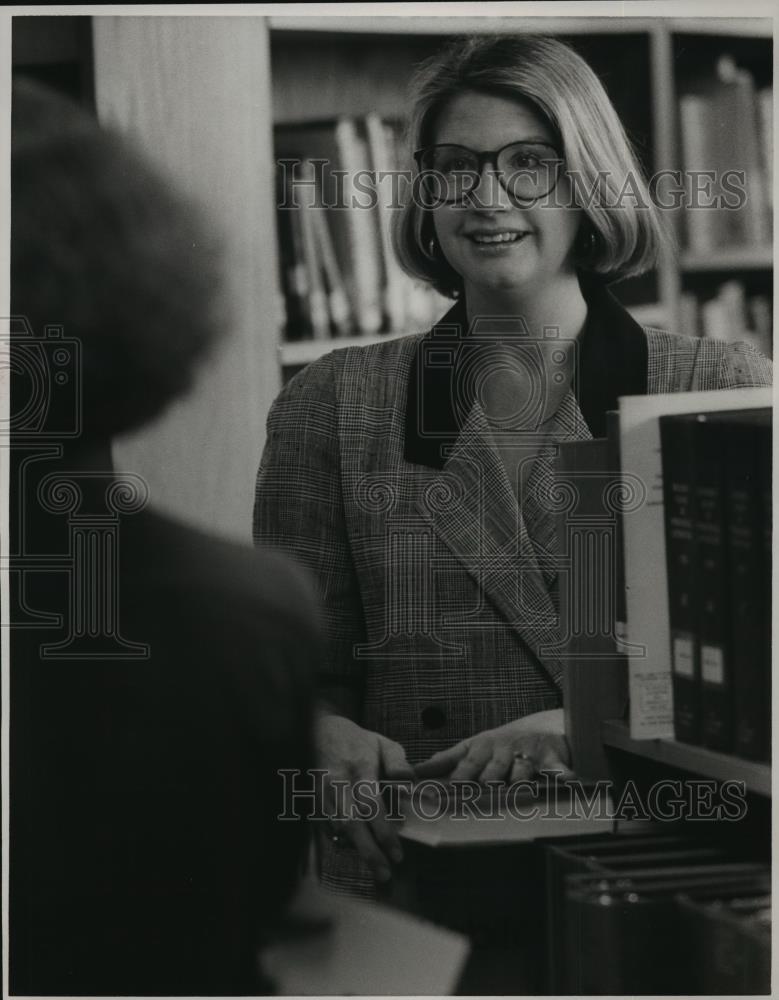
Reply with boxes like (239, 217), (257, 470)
(254, 34), (771, 896)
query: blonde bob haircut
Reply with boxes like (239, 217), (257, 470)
(394, 34), (671, 299)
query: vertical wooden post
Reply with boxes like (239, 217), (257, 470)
(649, 22), (683, 335)
(93, 16), (280, 542)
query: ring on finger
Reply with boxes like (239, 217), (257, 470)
(327, 825), (346, 847)
(513, 751), (533, 762)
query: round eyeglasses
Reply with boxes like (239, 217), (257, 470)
(413, 141), (564, 206)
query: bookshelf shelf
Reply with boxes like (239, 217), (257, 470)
(601, 720), (772, 797)
(268, 15), (661, 37)
(269, 15), (772, 40)
(628, 302), (666, 327)
(669, 17), (772, 38)
(279, 331), (410, 366)
(280, 308), (666, 367)
(680, 246), (773, 272)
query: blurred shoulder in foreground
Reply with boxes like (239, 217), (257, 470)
(9, 79), (319, 995)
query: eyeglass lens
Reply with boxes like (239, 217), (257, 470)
(419, 143), (561, 203)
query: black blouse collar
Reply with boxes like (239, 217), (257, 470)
(404, 274), (648, 468)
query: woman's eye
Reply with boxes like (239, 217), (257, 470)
(441, 157), (471, 173)
(510, 153), (541, 170)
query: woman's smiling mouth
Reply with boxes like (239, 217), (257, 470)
(465, 229), (533, 248)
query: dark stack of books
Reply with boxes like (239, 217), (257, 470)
(545, 831), (770, 994)
(660, 408), (771, 761)
(677, 884), (771, 994)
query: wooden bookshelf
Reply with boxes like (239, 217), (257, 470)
(602, 720), (772, 797)
(13, 12), (773, 512)
(669, 17), (772, 38)
(269, 15), (769, 37)
(680, 246), (773, 272)
(268, 15), (661, 36)
(279, 304), (664, 366)
(268, 14), (773, 371)
(278, 331), (409, 367)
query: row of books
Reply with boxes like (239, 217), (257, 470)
(391, 791), (770, 995)
(546, 829), (770, 994)
(680, 282), (772, 359)
(555, 385), (771, 760)
(679, 57), (772, 252)
(661, 408), (770, 760)
(274, 116), (449, 341)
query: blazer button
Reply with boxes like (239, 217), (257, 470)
(421, 706), (446, 730)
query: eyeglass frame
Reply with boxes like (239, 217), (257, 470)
(412, 140), (565, 205)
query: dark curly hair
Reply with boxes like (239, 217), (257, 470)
(11, 79), (226, 442)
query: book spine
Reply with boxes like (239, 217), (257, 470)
(747, 295), (772, 359)
(757, 87), (773, 210)
(717, 280), (749, 343)
(733, 67), (769, 245)
(725, 421), (767, 760)
(556, 436), (626, 781)
(660, 416), (700, 745)
(334, 119), (383, 335)
(297, 160), (331, 341)
(605, 411), (628, 657)
(275, 160), (312, 340)
(700, 297), (730, 342)
(693, 417), (732, 752)
(758, 423), (772, 761)
(365, 114), (407, 333)
(679, 292), (700, 338)
(712, 58), (748, 247)
(678, 94), (719, 252)
(309, 180), (353, 337)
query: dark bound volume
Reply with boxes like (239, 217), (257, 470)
(546, 832), (703, 993)
(721, 410), (771, 760)
(676, 886), (771, 994)
(605, 411), (628, 654)
(694, 415), (733, 752)
(552, 843), (730, 994)
(563, 866), (769, 994)
(555, 436), (627, 781)
(758, 417), (772, 761)
(275, 159), (312, 341)
(660, 414), (700, 744)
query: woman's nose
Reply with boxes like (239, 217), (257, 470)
(469, 162), (510, 209)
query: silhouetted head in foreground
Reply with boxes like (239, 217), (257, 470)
(11, 78), (226, 444)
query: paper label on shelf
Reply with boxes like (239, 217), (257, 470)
(629, 667), (674, 740)
(672, 636), (695, 677)
(701, 645), (725, 686)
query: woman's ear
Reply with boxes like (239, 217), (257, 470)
(572, 219), (598, 268)
(421, 211), (438, 261)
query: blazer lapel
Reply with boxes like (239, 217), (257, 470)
(404, 275), (646, 688)
(413, 398), (563, 688)
(521, 389), (594, 585)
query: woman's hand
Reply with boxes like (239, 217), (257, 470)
(315, 713), (414, 882)
(413, 708), (573, 783)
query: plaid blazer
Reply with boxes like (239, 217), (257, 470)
(254, 282), (771, 894)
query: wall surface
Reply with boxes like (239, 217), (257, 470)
(93, 15), (279, 542)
